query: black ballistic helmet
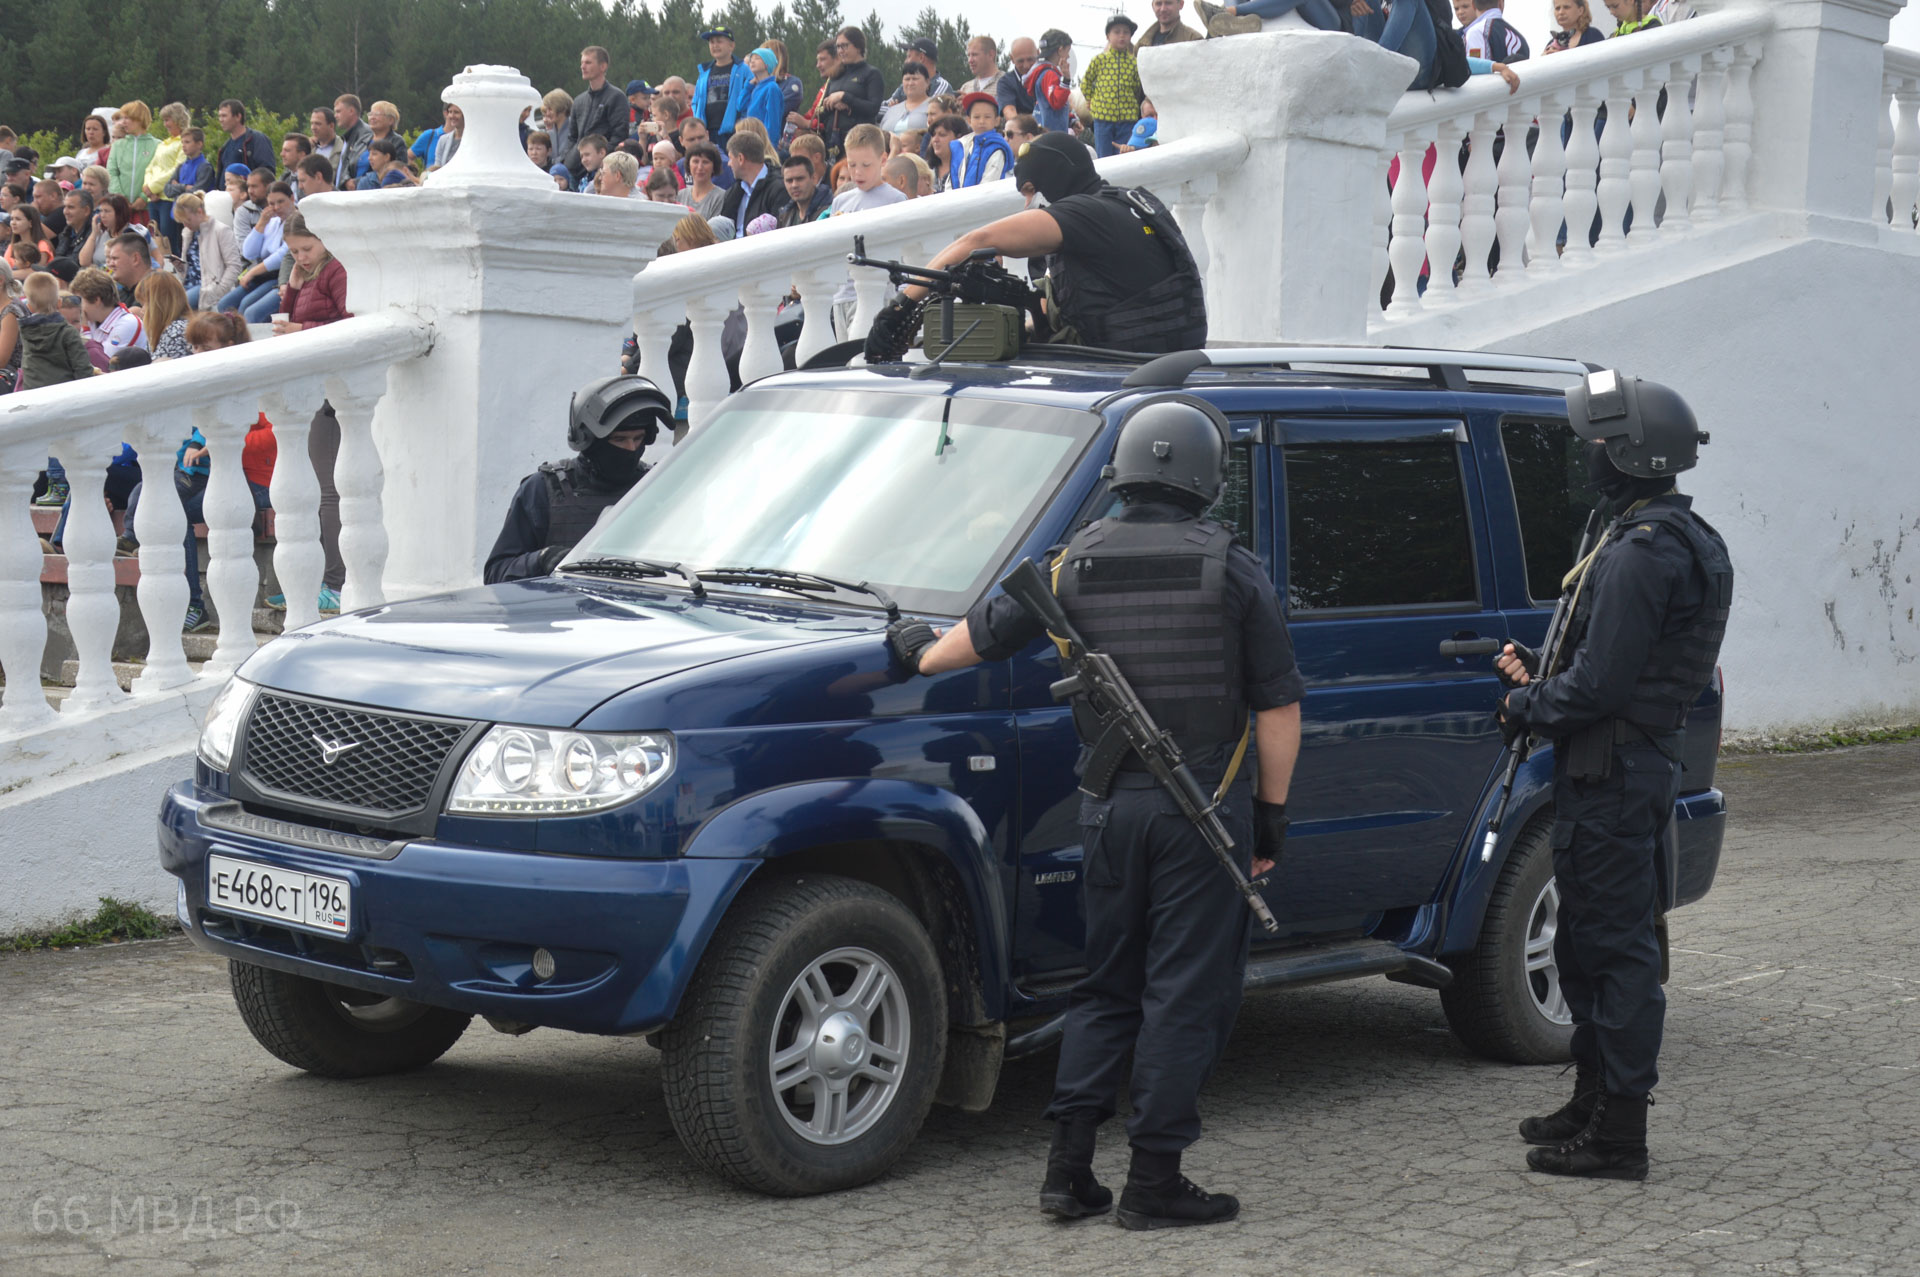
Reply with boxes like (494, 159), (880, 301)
(1012, 132), (1101, 203)
(1106, 397), (1230, 506)
(567, 375), (673, 452)
(1566, 369), (1710, 478)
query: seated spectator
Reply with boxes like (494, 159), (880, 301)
(280, 131), (313, 180)
(905, 153), (934, 197)
(949, 94), (1013, 188)
(226, 166), (260, 242)
(1027, 31), (1074, 134)
(645, 168), (682, 202)
(642, 139), (683, 188)
(367, 136), (417, 187)
(429, 104), (464, 171)
(295, 154), (334, 200)
(741, 48), (788, 143)
(1545, 0), (1605, 52)
(890, 129), (925, 159)
(219, 181), (295, 321)
(1136, 0), (1204, 48)
(720, 132), (787, 235)
(575, 133), (609, 192)
(883, 155), (920, 199)
(136, 269), (192, 359)
(880, 63), (935, 137)
(1604, 0), (1662, 34)
(6, 205), (52, 272)
(1194, 0), (1342, 36)
(926, 115), (964, 191)
(80, 194), (135, 269)
(107, 231), (154, 305)
(0, 262), (24, 392)
(272, 212), (350, 332)
(599, 151), (641, 197)
(541, 88), (576, 163)
(350, 101), (403, 188)
(1463, 0), (1530, 61)
(1005, 114), (1041, 152)
(73, 265), (143, 356)
(790, 132), (828, 185)
(675, 118), (731, 188)
(678, 142), (728, 216)
(32, 180), (68, 237)
(174, 191), (238, 307)
(1124, 109), (1160, 152)
(777, 154), (830, 226)
(1369, 0), (1520, 91)
(56, 189), (92, 259)
(527, 130), (553, 171)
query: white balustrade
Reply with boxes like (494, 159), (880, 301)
(130, 410), (194, 694)
(259, 387), (325, 635)
(1376, 3), (1774, 326)
(1885, 50), (1920, 232)
(0, 455), (55, 732)
(57, 429), (128, 713)
(325, 379), (392, 615)
(195, 402), (263, 675)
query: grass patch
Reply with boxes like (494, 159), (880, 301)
(2, 897), (176, 952)
(1723, 723), (1920, 756)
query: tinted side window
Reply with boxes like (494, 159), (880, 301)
(1284, 439), (1476, 611)
(1501, 420), (1599, 604)
(1205, 444), (1255, 546)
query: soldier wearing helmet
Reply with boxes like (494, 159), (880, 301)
(483, 375), (674, 583)
(1495, 370), (1733, 1181)
(886, 398), (1303, 1229)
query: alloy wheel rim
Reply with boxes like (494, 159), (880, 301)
(768, 946), (909, 1146)
(1525, 877), (1573, 1026)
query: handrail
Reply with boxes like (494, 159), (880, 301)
(1387, 3), (1775, 132)
(1887, 44), (1920, 82)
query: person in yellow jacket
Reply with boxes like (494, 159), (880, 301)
(140, 103), (192, 252)
(1080, 15), (1143, 159)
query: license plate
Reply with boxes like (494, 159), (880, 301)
(208, 855), (351, 936)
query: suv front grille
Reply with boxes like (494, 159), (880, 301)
(239, 693), (471, 817)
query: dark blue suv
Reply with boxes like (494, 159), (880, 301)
(159, 347), (1727, 1196)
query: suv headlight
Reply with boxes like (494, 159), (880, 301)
(448, 728), (675, 816)
(198, 676), (257, 772)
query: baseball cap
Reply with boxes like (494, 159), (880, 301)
(49, 155), (80, 172)
(4, 158), (33, 175)
(626, 79), (655, 95)
(1127, 117), (1158, 148)
(961, 91), (998, 114)
(700, 27), (733, 40)
(905, 37), (938, 61)
(1105, 13), (1138, 33)
(224, 163), (252, 178)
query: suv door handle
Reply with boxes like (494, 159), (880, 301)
(1439, 637), (1501, 658)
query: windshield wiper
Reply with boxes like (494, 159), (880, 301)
(562, 556), (706, 598)
(693, 566), (899, 619)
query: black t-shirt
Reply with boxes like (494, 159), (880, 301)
(1040, 187), (1183, 318)
(704, 61), (734, 133)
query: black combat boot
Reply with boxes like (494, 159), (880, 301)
(1526, 1092), (1651, 1181)
(1114, 1148), (1240, 1230)
(1520, 1061), (1601, 1145)
(1038, 1114), (1112, 1219)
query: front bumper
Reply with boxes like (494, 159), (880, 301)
(159, 781), (756, 1034)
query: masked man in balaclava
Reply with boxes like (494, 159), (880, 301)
(484, 375), (673, 584)
(865, 132), (1206, 359)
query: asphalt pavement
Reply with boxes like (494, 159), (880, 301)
(3, 741), (1916, 1277)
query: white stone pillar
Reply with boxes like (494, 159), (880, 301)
(298, 65), (684, 602)
(1143, 30), (1417, 344)
(1699, 0), (1908, 229)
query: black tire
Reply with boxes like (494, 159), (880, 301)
(228, 961), (471, 1078)
(1439, 818), (1576, 1064)
(659, 875), (948, 1196)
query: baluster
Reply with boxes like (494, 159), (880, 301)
(792, 265), (844, 369)
(1425, 124), (1465, 306)
(1562, 86), (1602, 267)
(259, 385), (325, 635)
(1495, 99), (1535, 281)
(1458, 113), (1499, 293)
(849, 253), (893, 357)
(324, 381), (389, 612)
(1527, 91), (1567, 277)
(1692, 51), (1729, 225)
(193, 403), (261, 675)
(129, 410), (194, 694)
(1659, 57), (1698, 235)
(735, 281), (786, 385)
(1597, 77), (1635, 250)
(1892, 84), (1920, 233)
(631, 308), (679, 425)
(60, 442), (129, 710)
(681, 294), (734, 431)
(1628, 70), (1662, 241)
(1370, 150), (1394, 313)
(0, 458), (57, 730)
(1171, 176), (1216, 291)
(1386, 134), (1432, 317)
(1721, 43), (1758, 216)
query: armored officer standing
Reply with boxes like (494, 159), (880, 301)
(483, 375), (672, 584)
(888, 400), (1304, 1228)
(1496, 371), (1732, 1181)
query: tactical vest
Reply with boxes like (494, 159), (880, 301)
(1571, 501), (1734, 732)
(1053, 515), (1243, 765)
(1052, 187), (1208, 354)
(539, 458), (637, 551)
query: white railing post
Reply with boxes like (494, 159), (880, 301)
(632, 309), (680, 408)
(1369, 153), (1393, 310)
(1876, 77), (1898, 224)
(58, 444), (128, 712)
(129, 410), (195, 694)
(1628, 71), (1664, 240)
(735, 281), (786, 386)
(1563, 87), (1602, 266)
(1495, 99), (1535, 280)
(1722, 41), (1759, 215)
(1693, 50), (1731, 223)
(849, 253), (894, 353)
(1387, 136), (1432, 316)
(1172, 175), (1217, 292)
(324, 380), (390, 613)
(681, 295), (734, 431)
(791, 265), (844, 368)
(1459, 114), (1500, 293)
(1598, 78), (1636, 249)
(0, 458), (55, 732)
(1660, 57), (1700, 234)
(260, 384), (326, 634)
(1528, 92), (1569, 276)
(1426, 124), (1467, 305)
(194, 402), (262, 674)
(1891, 82), (1920, 231)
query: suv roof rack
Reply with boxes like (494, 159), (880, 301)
(1120, 347), (1597, 392)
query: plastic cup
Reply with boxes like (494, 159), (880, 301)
(271, 312), (291, 325)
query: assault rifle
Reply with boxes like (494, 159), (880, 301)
(1480, 506), (1607, 863)
(849, 235), (1047, 363)
(1000, 558), (1280, 935)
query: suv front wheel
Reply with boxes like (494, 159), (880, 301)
(228, 961), (472, 1077)
(1439, 817), (1576, 1064)
(659, 874), (948, 1195)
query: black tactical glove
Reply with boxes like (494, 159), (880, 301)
(1495, 640), (1540, 690)
(537, 544), (573, 575)
(886, 618), (938, 675)
(1495, 691), (1528, 746)
(864, 296), (926, 364)
(1252, 799), (1288, 877)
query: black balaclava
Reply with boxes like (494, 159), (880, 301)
(583, 435), (645, 488)
(1585, 440), (1674, 510)
(1012, 132), (1102, 203)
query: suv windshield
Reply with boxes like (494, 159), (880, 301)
(575, 388), (1100, 616)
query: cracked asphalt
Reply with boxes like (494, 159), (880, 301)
(4, 742), (1917, 1277)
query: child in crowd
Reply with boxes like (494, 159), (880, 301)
(17, 272), (93, 390)
(883, 155), (920, 199)
(829, 124), (907, 339)
(948, 93), (1013, 189)
(527, 130), (553, 171)
(1081, 15), (1144, 157)
(576, 134), (609, 192)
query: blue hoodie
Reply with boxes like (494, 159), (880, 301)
(692, 60), (753, 140)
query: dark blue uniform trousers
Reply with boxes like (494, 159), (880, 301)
(1045, 783), (1256, 1153)
(1551, 740), (1683, 1099)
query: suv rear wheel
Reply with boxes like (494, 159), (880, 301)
(1439, 818), (1576, 1064)
(228, 961), (471, 1077)
(659, 874), (947, 1195)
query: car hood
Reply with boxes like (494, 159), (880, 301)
(238, 577), (881, 726)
